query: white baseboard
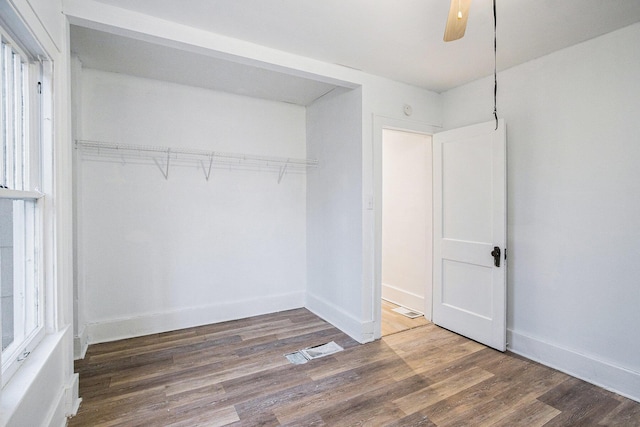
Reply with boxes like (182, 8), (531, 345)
(85, 291), (305, 344)
(65, 373), (81, 418)
(508, 329), (640, 403)
(74, 326), (88, 360)
(305, 292), (374, 344)
(381, 283), (425, 314)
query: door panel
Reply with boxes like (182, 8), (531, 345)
(433, 120), (506, 351)
(442, 260), (493, 319)
(442, 135), (493, 243)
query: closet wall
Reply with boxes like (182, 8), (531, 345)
(76, 68), (309, 343)
(306, 87), (363, 338)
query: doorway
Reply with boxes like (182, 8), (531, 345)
(380, 128), (433, 336)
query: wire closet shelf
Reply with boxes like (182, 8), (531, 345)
(75, 140), (318, 182)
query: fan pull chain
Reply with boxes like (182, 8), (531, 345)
(493, 0), (498, 130)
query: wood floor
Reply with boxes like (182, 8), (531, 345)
(381, 300), (429, 336)
(70, 309), (640, 426)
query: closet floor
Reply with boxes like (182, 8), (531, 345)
(70, 308), (640, 426)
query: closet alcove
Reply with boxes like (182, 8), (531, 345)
(71, 25), (361, 352)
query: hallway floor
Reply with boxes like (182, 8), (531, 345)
(381, 299), (429, 336)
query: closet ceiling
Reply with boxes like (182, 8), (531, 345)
(91, 0), (640, 93)
(70, 26), (339, 106)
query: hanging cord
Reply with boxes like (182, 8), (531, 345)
(493, 0), (498, 130)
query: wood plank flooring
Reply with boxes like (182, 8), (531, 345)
(70, 309), (640, 426)
(381, 300), (429, 336)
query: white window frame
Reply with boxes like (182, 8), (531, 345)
(0, 24), (47, 387)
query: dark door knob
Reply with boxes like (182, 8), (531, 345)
(491, 246), (501, 267)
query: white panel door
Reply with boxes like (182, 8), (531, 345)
(433, 119), (506, 351)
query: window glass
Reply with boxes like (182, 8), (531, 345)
(1, 198), (38, 354)
(1, 39), (32, 191)
(0, 26), (44, 382)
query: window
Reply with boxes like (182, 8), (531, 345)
(0, 26), (45, 384)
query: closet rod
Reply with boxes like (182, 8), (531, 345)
(75, 140), (318, 168)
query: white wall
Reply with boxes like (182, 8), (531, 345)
(381, 129), (431, 315)
(77, 69), (308, 344)
(306, 81), (442, 344)
(63, 0), (445, 345)
(306, 87), (365, 340)
(442, 23), (640, 401)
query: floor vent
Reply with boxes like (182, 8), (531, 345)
(285, 341), (343, 365)
(392, 306), (423, 318)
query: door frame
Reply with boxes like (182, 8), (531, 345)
(372, 115), (440, 339)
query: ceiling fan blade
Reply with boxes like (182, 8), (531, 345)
(444, 0), (472, 42)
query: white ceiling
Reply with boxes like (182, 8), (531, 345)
(70, 26), (339, 106)
(74, 0), (640, 98)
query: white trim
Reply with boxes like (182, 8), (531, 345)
(305, 292), (374, 344)
(73, 325), (88, 360)
(86, 291), (305, 344)
(508, 329), (640, 403)
(1, 0), (58, 57)
(381, 284), (425, 314)
(0, 188), (43, 199)
(372, 115), (438, 339)
(64, 373), (81, 418)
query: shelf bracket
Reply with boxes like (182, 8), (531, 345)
(153, 149), (171, 180)
(201, 155), (214, 181)
(278, 160), (289, 184)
